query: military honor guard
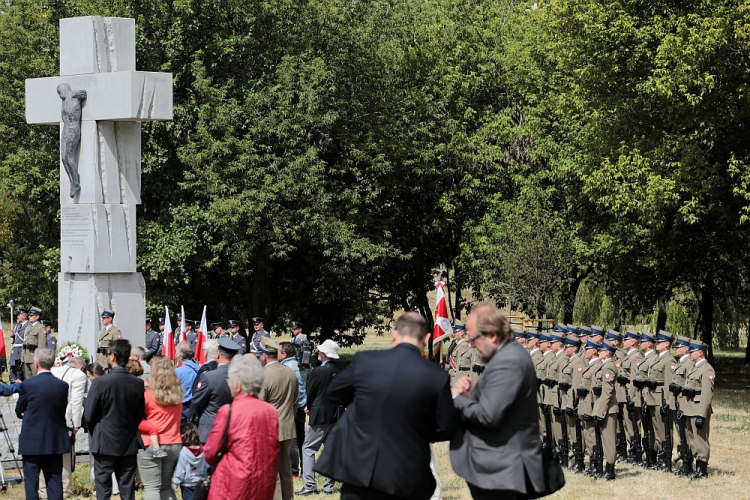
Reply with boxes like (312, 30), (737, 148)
(248, 317), (269, 357)
(42, 320), (57, 351)
(211, 321), (229, 340)
(291, 321), (308, 348)
(183, 319), (198, 350)
(144, 318), (161, 362)
(591, 339), (619, 480)
(620, 329), (644, 463)
(447, 324), (472, 385)
(634, 331), (657, 467)
(514, 328), (528, 348)
(577, 338), (602, 476)
(682, 340), (714, 479)
(646, 330), (676, 471)
(543, 330), (566, 457)
(10, 307), (30, 381)
(96, 309), (122, 370)
(228, 319), (247, 355)
(559, 334), (585, 470)
(670, 334), (694, 476)
(22, 307), (45, 378)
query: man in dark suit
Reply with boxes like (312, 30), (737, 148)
(84, 339), (145, 500)
(191, 338), (239, 443)
(296, 339), (342, 496)
(315, 312), (457, 500)
(450, 306), (545, 499)
(16, 347), (70, 500)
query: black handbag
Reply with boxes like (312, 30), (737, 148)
(193, 404), (232, 500)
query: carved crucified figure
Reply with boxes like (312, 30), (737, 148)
(57, 83), (87, 198)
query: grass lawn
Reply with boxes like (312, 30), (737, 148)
(0, 340), (747, 499)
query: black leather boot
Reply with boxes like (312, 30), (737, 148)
(599, 462), (616, 481)
(584, 457), (597, 477)
(692, 460), (708, 479)
(675, 457), (693, 477)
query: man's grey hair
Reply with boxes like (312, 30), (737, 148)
(204, 339), (219, 360)
(228, 355), (265, 397)
(34, 347), (55, 370)
(176, 341), (194, 361)
(131, 346), (146, 359)
(70, 356), (86, 369)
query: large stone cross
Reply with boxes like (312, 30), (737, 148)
(25, 17), (173, 351)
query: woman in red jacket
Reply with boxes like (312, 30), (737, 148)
(204, 355), (279, 500)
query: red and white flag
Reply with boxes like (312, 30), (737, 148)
(0, 316), (6, 359)
(196, 305), (208, 364)
(433, 281), (451, 342)
(180, 305), (187, 343)
(162, 307), (175, 360)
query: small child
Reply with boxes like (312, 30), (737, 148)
(172, 423), (208, 500)
(129, 360), (168, 459)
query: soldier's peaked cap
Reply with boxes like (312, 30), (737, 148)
(606, 330), (622, 341)
(211, 321), (225, 329)
(252, 317), (264, 324)
(599, 339), (617, 353)
(28, 306), (43, 316)
(640, 331), (655, 342)
(549, 331), (565, 343)
(291, 321), (303, 330)
(260, 336), (280, 355)
(655, 330), (674, 343)
(227, 319), (242, 328)
(590, 326), (604, 335)
(584, 339), (601, 350)
(688, 340), (708, 352)
(17, 307), (28, 315)
(564, 336), (582, 348)
(674, 335), (691, 348)
(514, 329), (527, 339)
(217, 338), (241, 354)
(624, 329), (640, 341)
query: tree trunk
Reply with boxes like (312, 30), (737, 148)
(416, 291), (435, 360)
(745, 331), (750, 365)
(445, 268), (455, 324)
(613, 301), (621, 331)
(562, 267), (588, 324)
(453, 262), (463, 322)
(699, 272), (715, 364)
(656, 297), (668, 333)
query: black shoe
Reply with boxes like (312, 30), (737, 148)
(295, 487), (319, 496)
(598, 462), (616, 481)
(692, 460), (708, 480)
(323, 488), (335, 494)
(675, 460), (694, 477)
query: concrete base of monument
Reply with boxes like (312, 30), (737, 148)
(57, 272), (146, 354)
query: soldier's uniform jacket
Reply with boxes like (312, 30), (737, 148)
(633, 350), (655, 406)
(10, 321), (29, 363)
(231, 333), (247, 355)
(470, 348), (487, 380)
(186, 330), (198, 350)
(250, 328), (270, 353)
(144, 329), (161, 362)
(560, 353), (586, 410)
(577, 359), (602, 417)
(537, 350), (554, 402)
(46, 332), (58, 351)
(614, 349), (627, 404)
(448, 339), (472, 384)
(669, 354), (694, 410)
(645, 351), (676, 408)
(22, 322), (44, 364)
(543, 350), (565, 407)
(215, 332), (230, 340)
(621, 348), (643, 404)
(530, 348), (544, 402)
(96, 325), (122, 368)
(593, 359), (619, 418)
(682, 359), (715, 418)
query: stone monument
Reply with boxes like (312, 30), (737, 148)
(25, 17), (173, 352)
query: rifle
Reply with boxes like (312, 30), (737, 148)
(594, 420), (604, 476)
(637, 382), (654, 468)
(557, 387), (570, 468)
(572, 391), (585, 472)
(543, 405), (554, 451)
(672, 386), (693, 475)
(661, 391), (673, 472)
(622, 378), (642, 463)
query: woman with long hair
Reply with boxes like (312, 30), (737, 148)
(137, 356), (183, 500)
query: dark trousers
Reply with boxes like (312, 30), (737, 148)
(24, 454), (63, 500)
(10, 359), (23, 382)
(467, 483), (518, 500)
(181, 485), (195, 500)
(290, 407), (305, 475)
(181, 401), (192, 422)
(340, 483), (424, 500)
(93, 453), (137, 500)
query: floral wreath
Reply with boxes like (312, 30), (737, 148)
(55, 341), (91, 366)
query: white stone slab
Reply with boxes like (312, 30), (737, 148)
(60, 121), (141, 205)
(60, 17), (136, 76)
(61, 204), (136, 273)
(26, 71), (173, 124)
(57, 272), (146, 354)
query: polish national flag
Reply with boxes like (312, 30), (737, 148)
(196, 306), (208, 364)
(0, 316), (6, 359)
(180, 305), (187, 343)
(162, 307), (175, 360)
(433, 281), (451, 345)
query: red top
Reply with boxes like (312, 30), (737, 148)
(204, 393), (279, 500)
(138, 390), (182, 445)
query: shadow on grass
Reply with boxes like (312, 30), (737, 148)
(713, 351), (750, 413)
(616, 469), (643, 478)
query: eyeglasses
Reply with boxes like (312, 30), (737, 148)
(467, 334), (480, 343)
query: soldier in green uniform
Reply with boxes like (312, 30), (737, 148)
(669, 334), (694, 476)
(682, 340), (714, 479)
(537, 332), (554, 442)
(543, 330), (567, 455)
(527, 329), (545, 440)
(634, 331), (656, 466)
(576, 338), (602, 476)
(96, 309), (122, 370)
(646, 330), (676, 470)
(620, 330), (644, 463)
(559, 334), (585, 471)
(606, 330), (627, 460)
(591, 339), (620, 480)
(448, 325), (472, 385)
(22, 307), (44, 378)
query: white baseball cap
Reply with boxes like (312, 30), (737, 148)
(318, 339), (340, 359)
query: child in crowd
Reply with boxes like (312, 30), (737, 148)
(129, 360), (168, 459)
(172, 423), (208, 500)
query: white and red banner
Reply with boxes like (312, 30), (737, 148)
(180, 305), (187, 343)
(433, 281), (451, 341)
(0, 316), (6, 359)
(196, 305), (208, 364)
(162, 307), (175, 360)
